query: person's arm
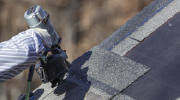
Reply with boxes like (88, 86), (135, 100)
(0, 29), (51, 82)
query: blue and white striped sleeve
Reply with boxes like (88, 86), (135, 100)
(0, 29), (47, 82)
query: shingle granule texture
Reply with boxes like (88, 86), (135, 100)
(32, 0), (177, 99)
(98, 0), (172, 51)
(34, 46), (149, 100)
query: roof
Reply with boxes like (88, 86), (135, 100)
(33, 0), (180, 99)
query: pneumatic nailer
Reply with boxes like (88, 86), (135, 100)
(24, 5), (71, 88)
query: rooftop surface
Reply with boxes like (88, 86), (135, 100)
(122, 12), (180, 100)
(33, 0), (180, 99)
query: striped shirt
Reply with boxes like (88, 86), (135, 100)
(0, 29), (47, 82)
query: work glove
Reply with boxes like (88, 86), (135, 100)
(31, 28), (52, 49)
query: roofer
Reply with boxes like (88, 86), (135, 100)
(0, 28), (52, 82)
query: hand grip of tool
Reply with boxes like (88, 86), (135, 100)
(28, 65), (35, 82)
(25, 65), (35, 100)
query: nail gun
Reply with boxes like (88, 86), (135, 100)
(24, 5), (71, 88)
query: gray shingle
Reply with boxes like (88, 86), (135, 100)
(111, 0), (180, 56)
(112, 94), (134, 100)
(32, 0), (178, 99)
(34, 46), (149, 100)
(98, 0), (173, 51)
(122, 12), (180, 99)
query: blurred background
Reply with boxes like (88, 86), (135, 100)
(0, 0), (154, 100)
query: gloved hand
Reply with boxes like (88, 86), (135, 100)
(31, 28), (52, 49)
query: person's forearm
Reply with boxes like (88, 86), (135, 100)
(0, 29), (46, 82)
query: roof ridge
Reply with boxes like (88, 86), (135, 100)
(98, 0), (173, 51)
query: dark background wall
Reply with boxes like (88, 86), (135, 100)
(0, 0), (153, 100)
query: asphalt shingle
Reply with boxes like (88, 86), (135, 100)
(112, 94), (134, 100)
(34, 46), (149, 100)
(98, 0), (173, 51)
(123, 11), (180, 99)
(33, 0), (179, 99)
(111, 0), (180, 56)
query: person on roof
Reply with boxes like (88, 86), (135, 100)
(0, 28), (52, 82)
